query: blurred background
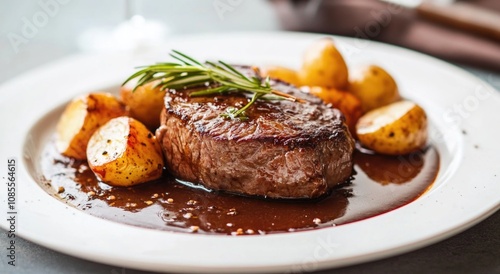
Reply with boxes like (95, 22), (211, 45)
(1, 0), (500, 84)
(0, 0), (279, 83)
(1, 0), (499, 273)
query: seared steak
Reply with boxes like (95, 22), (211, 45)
(156, 72), (355, 199)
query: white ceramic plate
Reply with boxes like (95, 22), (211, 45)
(0, 32), (499, 273)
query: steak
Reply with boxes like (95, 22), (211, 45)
(156, 70), (355, 199)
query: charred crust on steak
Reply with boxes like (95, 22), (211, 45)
(164, 81), (348, 148)
(156, 66), (355, 199)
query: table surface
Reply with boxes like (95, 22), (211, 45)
(1, 1), (499, 273)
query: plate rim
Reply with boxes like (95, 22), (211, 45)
(1, 31), (499, 273)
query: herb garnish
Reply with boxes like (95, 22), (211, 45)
(123, 50), (305, 120)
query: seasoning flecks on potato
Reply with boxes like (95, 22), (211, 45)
(356, 100), (428, 155)
(120, 80), (166, 130)
(56, 92), (128, 160)
(348, 65), (401, 112)
(299, 38), (349, 89)
(86, 117), (164, 187)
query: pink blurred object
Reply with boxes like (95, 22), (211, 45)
(271, 0), (500, 72)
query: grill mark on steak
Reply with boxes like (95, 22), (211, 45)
(156, 68), (355, 199)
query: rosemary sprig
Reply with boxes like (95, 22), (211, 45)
(122, 50), (305, 120)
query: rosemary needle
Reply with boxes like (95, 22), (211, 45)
(123, 50), (305, 120)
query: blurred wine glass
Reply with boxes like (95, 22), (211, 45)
(77, 0), (168, 52)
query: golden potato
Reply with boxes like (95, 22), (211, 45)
(356, 100), (428, 155)
(86, 117), (164, 187)
(56, 93), (128, 159)
(348, 65), (401, 112)
(260, 65), (301, 87)
(120, 80), (166, 130)
(308, 86), (363, 135)
(299, 38), (348, 89)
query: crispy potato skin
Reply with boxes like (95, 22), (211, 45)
(87, 117), (164, 187)
(299, 38), (349, 89)
(260, 65), (301, 87)
(356, 101), (428, 155)
(56, 93), (128, 159)
(348, 65), (401, 112)
(120, 80), (166, 130)
(308, 86), (363, 136)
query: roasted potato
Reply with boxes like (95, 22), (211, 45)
(356, 100), (428, 155)
(348, 65), (401, 112)
(120, 80), (166, 130)
(56, 93), (128, 159)
(308, 86), (363, 135)
(87, 117), (164, 187)
(299, 38), (348, 89)
(260, 65), (301, 87)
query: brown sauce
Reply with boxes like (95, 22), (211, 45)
(40, 138), (439, 235)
